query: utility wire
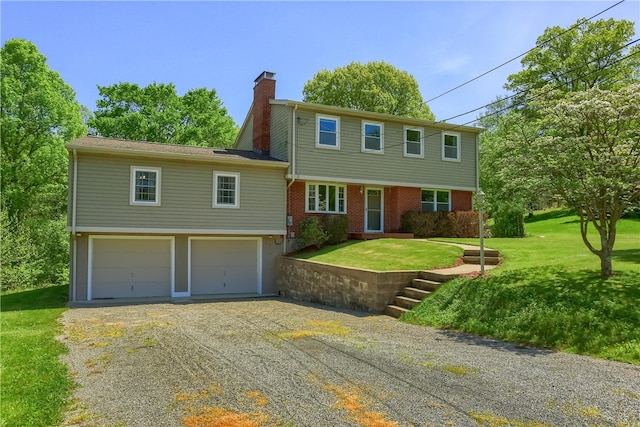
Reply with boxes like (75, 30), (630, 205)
(423, 0), (627, 104)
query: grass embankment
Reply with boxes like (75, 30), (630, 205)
(294, 238), (462, 271)
(402, 209), (640, 364)
(0, 284), (71, 427)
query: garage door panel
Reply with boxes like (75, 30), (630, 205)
(91, 238), (172, 299)
(191, 239), (258, 295)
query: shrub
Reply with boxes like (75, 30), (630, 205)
(297, 216), (328, 249)
(402, 210), (484, 238)
(491, 205), (526, 237)
(321, 214), (350, 245)
(1, 213), (45, 291)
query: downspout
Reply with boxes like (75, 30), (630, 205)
(285, 104), (298, 254)
(72, 149), (78, 301)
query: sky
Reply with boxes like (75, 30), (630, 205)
(2, 1), (639, 127)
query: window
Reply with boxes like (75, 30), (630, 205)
(316, 115), (340, 149)
(442, 132), (461, 161)
(421, 190), (450, 212)
(362, 122), (383, 153)
(306, 183), (346, 213)
(404, 126), (423, 157)
(213, 172), (239, 208)
(130, 166), (161, 206)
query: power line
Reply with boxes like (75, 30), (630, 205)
(423, 0), (627, 104)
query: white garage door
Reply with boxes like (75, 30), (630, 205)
(190, 238), (260, 295)
(90, 237), (173, 300)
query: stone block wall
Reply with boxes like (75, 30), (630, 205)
(276, 257), (419, 313)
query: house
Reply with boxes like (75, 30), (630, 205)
(67, 137), (288, 301)
(67, 71), (482, 302)
(235, 71), (483, 249)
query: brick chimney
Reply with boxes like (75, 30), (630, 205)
(252, 71), (276, 155)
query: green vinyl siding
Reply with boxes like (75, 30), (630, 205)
(269, 104), (290, 161)
(234, 114), (254, 151)
(291, 110), (478, 190)
(75, 154), (285, 231)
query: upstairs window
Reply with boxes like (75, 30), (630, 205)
(442, 132), (461, 161)
(404, 126), (424, 158)
(130, 166), (161, 206)
(213, 172), (239, 208)
(307, 183), (346, 213)
(421, 189), (450, 212)
(362, 122), (383, 153)
(316, 115), (340, 149)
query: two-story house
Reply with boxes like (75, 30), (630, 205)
(67, 71), (482, 302)
(235, 71), (483, 249)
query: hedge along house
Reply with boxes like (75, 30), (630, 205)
(235, 72), (484, 251)
(67, 137), (288, 301)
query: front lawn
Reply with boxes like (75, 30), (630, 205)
(0, 285), (72, 427)
(293, 238), (463, 271)
(402, 209), (640, 364)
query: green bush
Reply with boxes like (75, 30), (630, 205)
(298, 216), (328, 249)
(321, 214), (350, 245)
(402, 210), (483, 238)
(491, 205), (526, 237)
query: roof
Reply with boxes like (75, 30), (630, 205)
(270, 99), (485, 134)
(67, 136), (288, 168)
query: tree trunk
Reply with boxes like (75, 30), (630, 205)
(599, 250), (613, 278)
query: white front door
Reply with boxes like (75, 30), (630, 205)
(365, 188), (383, 232)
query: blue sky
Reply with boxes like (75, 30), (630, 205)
(2, 1), (639, 126)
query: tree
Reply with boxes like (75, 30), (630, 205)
(1, 38), (84, 289)
(506, 18), (640, 106)
(89, 82), (238, 147)
(1, 38), (85, 219)
(511, 84), (640, 277)
(303, 61), (435, 120)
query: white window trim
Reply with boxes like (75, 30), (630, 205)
(213, 172), (240, 208)
(403, 126), (424, 158)
(421, 189), (451, 212)
(361, 121), (384, 154)
(130, 166), (162, 206)
(316, 114), (341, 150)
(442, 131), (461, 162)
(305, 182), (347, 214)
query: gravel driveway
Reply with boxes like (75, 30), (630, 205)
(59, 298), (640, 427)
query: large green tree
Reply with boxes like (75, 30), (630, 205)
(89, 82), (238, 147)
(1, 39), (85, 289)
(303, 61), (435, 120)
(513, 84), (640, 277)
(506, 18), (640, 106)
(1, 38), (85, 219)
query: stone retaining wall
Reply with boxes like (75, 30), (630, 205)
(275, 257), (419, 313)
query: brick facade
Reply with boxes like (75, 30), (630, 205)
(451, 190), (473, 211)
(287, 183), (475, 236)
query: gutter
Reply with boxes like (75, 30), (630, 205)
(285, 105), (298, 254)
(72, 149), (78, 302)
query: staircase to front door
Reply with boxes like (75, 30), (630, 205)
(385, 248), (501, 318)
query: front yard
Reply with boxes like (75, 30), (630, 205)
(293, 238), (462, 271)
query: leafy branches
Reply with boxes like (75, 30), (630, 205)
(89, 82), (238, 147)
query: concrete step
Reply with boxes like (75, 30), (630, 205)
(419, 271), (457, 283)
(462, 256), (501, 265)
(403, 287), (433, 300)
(394, 295), (421, 309)
(385, 305), (408, 318)
(463, 249), (500, 257)
(410, 278), (442, 292)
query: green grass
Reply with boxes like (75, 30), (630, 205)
(1, 284), (72, 427)
(294, 238), (462, 271)
(402, 209), (640, 364)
